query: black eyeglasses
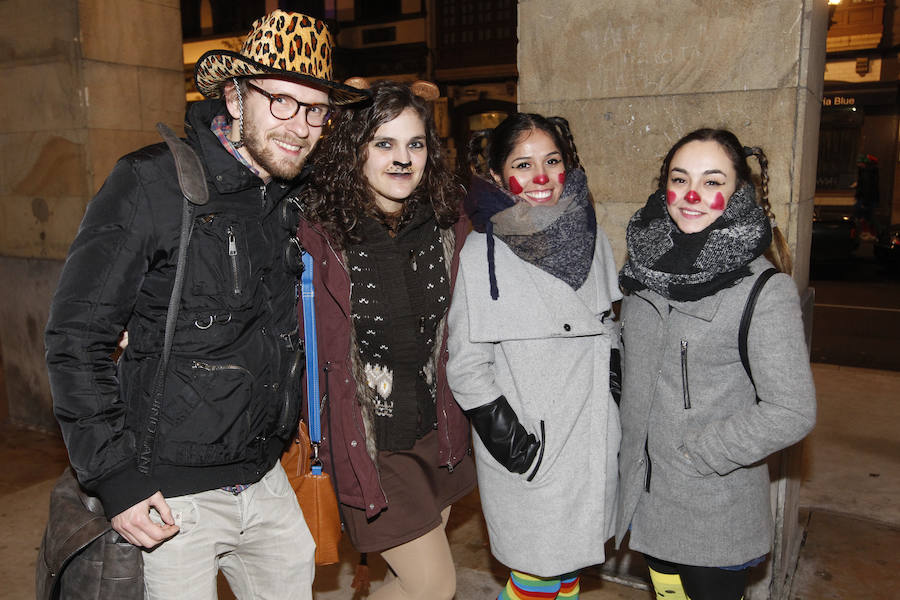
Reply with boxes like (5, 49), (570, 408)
(245, 81), (331, 127)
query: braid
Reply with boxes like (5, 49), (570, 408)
(750, 147), (770, 209)
(467, 129), (492, 177)
(749, 146), (793, 275)
(547, 116), (583, 171)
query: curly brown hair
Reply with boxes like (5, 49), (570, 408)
(301, 80), (462, 248)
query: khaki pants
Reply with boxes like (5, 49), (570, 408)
(143, 462), (315, 600)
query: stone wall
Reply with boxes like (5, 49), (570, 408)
(0, 0), (184, 430)
(518, 0), (827, 293)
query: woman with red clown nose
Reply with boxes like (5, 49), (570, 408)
(616, 128), (816, 600)
(447, 113), (622, 599)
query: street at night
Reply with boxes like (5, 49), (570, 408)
(809, 243), (900, 372)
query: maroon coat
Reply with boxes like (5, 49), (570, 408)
(296, 217), (472, 518)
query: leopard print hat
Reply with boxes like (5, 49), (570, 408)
(194, 10), (369, 105)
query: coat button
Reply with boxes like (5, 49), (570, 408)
(369, 504), (375, 510)
(563, 323), (572, 332)
(638, 458), (644, 465)
(350, 440), (358, 447)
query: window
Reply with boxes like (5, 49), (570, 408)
(355, 0), (402, 21)
(817, 107), (864, 190)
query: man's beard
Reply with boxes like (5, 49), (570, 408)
(242, 124), (310, 181)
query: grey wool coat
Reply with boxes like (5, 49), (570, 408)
(447, 228), (622, 577)
(615, 256), (817, 567)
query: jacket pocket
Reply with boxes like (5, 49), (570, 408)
(185, 214), (253, 310)
(525, 420), (546, 482)
(154, 358), (254, 466)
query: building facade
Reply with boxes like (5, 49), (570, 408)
(819, 0), (900, 229)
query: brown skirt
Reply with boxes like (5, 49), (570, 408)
(342, 429), (476, 553)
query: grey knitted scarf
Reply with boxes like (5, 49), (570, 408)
(489, 168), (597, 294)
(619, 184), (772, 301)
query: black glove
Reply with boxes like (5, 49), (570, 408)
(609, 348), (622, 406)
(465, 395), (540, 474)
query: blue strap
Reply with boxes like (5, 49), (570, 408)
(300, 252), (321, 444)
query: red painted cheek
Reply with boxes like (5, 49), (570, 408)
(710, 191), (726, 211)
(508, 176), (524, 195)
(666, 190), (677, 205)
(532, 173), (549, 185)
(685, 190), (701, 204)
(558, 172), (566, 184)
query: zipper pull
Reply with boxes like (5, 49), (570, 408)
(227, 228), (237, 256)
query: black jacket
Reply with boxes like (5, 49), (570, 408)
(45, 100), (303, 518)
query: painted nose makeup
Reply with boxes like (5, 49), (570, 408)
(532, 173), (549, 184)
(685, 190), (701, 203)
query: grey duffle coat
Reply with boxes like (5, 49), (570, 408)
(615, 256), (816, 567)
(447, 228), (622, 577)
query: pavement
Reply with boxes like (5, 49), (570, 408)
(2, 362), (898, 599)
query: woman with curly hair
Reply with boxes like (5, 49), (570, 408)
(296, 80), (475, 600)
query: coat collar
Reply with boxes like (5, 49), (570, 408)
(633, 286), (724, 323)
(185, 99), (310, 201)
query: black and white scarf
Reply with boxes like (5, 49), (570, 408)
(347, 203), (449, 450)
(465, 168), (597, 299)
(619, 184), (772, 301)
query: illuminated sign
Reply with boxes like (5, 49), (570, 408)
(823, 96), (856, 107)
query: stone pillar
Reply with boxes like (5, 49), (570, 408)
(0, 0), (184, 430)
(517, 1), (827, 598)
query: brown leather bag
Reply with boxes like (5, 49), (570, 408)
(281, 421), (342, 565)
(35, 467), (143, 600)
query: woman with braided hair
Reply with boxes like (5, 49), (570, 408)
(615, 128), (816, 600)
(447, 113), (622, 599)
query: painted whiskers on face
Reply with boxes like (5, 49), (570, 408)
(363, 108), (428, 214)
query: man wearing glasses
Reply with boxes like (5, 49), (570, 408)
(44, 10), (367, 599)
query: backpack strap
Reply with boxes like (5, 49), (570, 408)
(739, 267), (778, 390)
(138, 123), (209, 474)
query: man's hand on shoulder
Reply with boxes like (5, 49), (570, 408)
(111, 491), (179, 548)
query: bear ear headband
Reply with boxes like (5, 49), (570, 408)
(343, 77), (440, 101)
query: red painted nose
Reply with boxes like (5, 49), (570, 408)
(532, 173), (549, 185)
(685, 190), (701, 204)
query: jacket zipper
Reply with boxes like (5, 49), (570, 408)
(226, 226), (241, 295)
(276, 344), (301, 436)
(191, 360), (252, 377)
(680, 338), (691, 409)
(442, 394), (454, 472)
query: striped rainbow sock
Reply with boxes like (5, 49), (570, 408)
(558, 572), (580, 598)
(499, 570), (562, 599)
